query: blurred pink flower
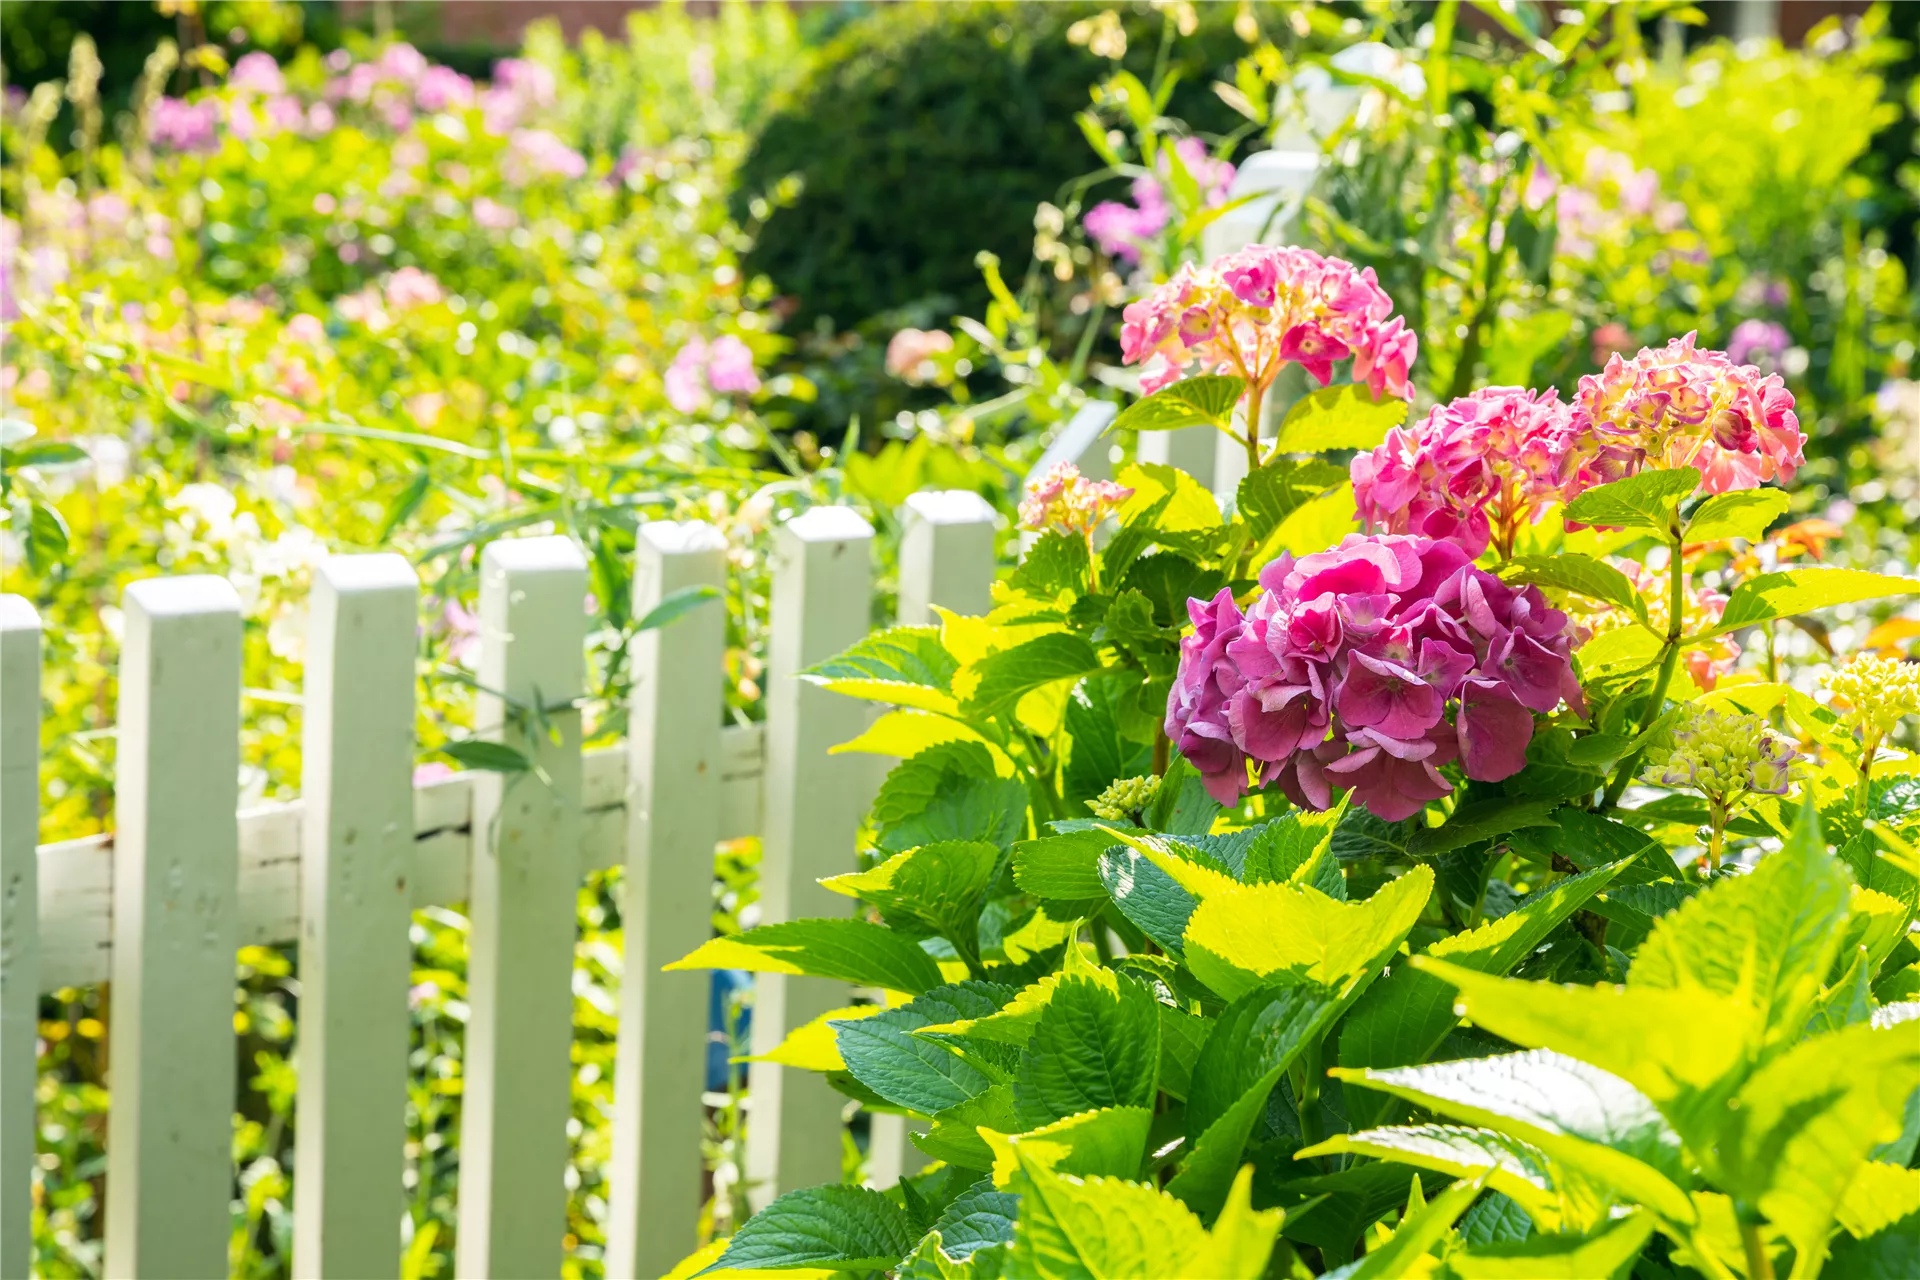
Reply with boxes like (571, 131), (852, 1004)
(1084, 137), (1234, 264)
(505, 128), (587, 184)
(379, 43), (429, 85)
(229, 52), (285, 95)
(150, 97), (219, 153)
(284, 314), (327, 345)
(665, 336), (761, 412)
(384, 266), (445, 310)
(706, 336), (761, 394)
(416, 66), (476, 112)
(473, 196), (517, 230)
(885, 328), (955, 383)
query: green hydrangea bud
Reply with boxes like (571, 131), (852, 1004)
(1088, 774), (1159, 821)
(1642, 702), (1800, 812)
(1824, 654), (1920, 742)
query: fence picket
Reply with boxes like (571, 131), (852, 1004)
(292, 556), (419, 1279)
(865, 493), (998, 1187)
(103, 577), (243, 1280)
(747, 508), (875, 1210)
(1, 597), (40, 1280)
(455, 537), (587, 1280)
(604, 521), (728, 1279)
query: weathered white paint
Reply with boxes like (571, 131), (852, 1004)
(604, 521), (729, 1280)
(104, 576), (243, 1280)
(456, 537), (587, 1280)
(293, 555), (419, 1279)
(747, 508), (875, 1209)
(0, 596), (40, 1280)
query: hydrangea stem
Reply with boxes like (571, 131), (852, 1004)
(1741, 1221), (1776, 1280)
(1245, 382), (1267, 472)
(1601, 515), (1687, 811)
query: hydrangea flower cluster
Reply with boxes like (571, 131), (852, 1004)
(1018, 462), (1134, 539)
(1084, 138), (1235, 266)
(1119, 245), (1416, 403)
(1351, 386), (1588, 559)
(1088, 775), (1160, 821)
(1576, 331), (1806, 495)
(1824, 654), (1920, 756)
(1642, 702), (1799, 867)
(1166, 534), (1583, 820)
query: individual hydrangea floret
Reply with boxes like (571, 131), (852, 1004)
(1165, 534), (1583, 820)
(1088, 775), (1160, 821)
(1575, 330), (1806, 495)
(1118, 244), (1416, 403)
(1352, 386), (1588, 559)
(1017, 462), (1133, 539)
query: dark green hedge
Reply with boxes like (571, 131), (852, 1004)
(733, 1), (1251, 332)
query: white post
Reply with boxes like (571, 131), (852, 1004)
(0, 596), (41, 1280)
(604, 522), (727, 1280)
(293, 555), (419, 1279)
(897, 490), (997, 625)
(456, 537), (587, 1280)
(747, 508), (874, 1209)
(866, 492), (997, 1186)
(104, 576), (243, 1280)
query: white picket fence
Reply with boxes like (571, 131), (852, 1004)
(0, 490), (996, 1280)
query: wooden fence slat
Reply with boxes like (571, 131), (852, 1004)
(103, 576), (243, 1280)
(866, 494), (998, 1187)
(604, 521), (728, 1279)
(455, 537), (587, 1280)
(292, 555), (419, 1279)
(1, 596), (41, 1280)
(896, 490), (997, 627)
(747, 507), (875, 1210)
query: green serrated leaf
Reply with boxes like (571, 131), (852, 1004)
(1563, 467), (1699, 532)
(984, 1106), (1153, 1187)
(1444, 1211), (1656, 1279)
(1269, 383), (1408, 453)
(1305, 1124), (1562, 1230)
(1184, 867), (1432, 1002)
(960, 633), (1104, 717)
(1503, 553), (1648, 625)
(874, 744), (1027, 853)
(1009, 1156), (1279, 1280)
(1683, 487), (1791, 544)
(833, 982), (1013, 1115)
(1111, 375), (1246, 433)
(702, 1184), (916, 1273)
(1235, 457), (1349, 545)
(1012, 971), (1160, 1128)
(1013, 826), (1142, 902)
(668, 918), (945, 995)
(927, 1179), (1019, 1260)
(1710, 567), (1920, 637)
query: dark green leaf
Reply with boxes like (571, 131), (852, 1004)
(1012, 972), (1160, 1127)
(835, 983), (1014, 1115)
(635, 583), (720, 633)
(435, 740), (532, 773)
(702, 1184), (916, 1273)
(963, 633), (1103, 716)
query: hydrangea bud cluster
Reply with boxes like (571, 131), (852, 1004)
(1351, 386), (1589, 559)
(1642, 704), (1799, 866)
(1575, 331), (1805, 495)
(1088, 775), (1160, 821)
(1165, 534), (1583, 821)
(1119, 245), (1417, 403)
(1018, 462), (1134, 539)
(1824, 655), (1920, 746)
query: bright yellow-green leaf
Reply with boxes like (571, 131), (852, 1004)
(738, 1003), (881, 1073)
(1184, 868), (1433, 1002)
(983, 1106), (1152, 1187)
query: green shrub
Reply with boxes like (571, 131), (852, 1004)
(732, 0), (1247, 331)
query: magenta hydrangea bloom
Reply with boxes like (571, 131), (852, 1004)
(1352, 386), (1589, 559)
(1165, 534), (1582, 820)
(665, 336), (762, 413)
(1119, 245), (1416, 403)
(1085, 138), (1234, 265)
(1574, 331), (1805, 495)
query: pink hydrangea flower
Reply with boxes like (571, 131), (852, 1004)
(1119, 244), (1416, 405)
(1165, 534), (1582, 819)
(1018, 462), (1133, 538)
(1574, 331), (1805, 495)
(1726, 319), (1789, 368)
(416, 66), (477, 112)
(1352, 386), (1589, 559)
(504, 128), (587, 184)
(383, 267), (444, 310)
